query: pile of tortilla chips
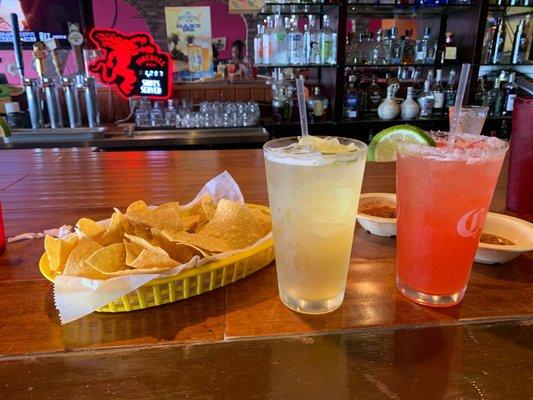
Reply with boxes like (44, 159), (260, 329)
(44, 194), (271, 280)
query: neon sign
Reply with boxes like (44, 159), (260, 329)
(89, 28), (172, 100)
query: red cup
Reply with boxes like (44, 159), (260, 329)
(0, 202), (5, 254)
(507, 97), (533, 217)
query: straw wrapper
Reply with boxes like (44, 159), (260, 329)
(53, 171), (268, 324)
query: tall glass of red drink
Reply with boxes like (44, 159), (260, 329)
(396, 133), (508, 307)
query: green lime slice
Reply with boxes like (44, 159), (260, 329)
(367, 124), (435, 162)
(0, 118), (11, 138)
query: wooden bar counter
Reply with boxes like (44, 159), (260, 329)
(0, 148), (531, 399)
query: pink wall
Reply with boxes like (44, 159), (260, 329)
(91, 0), (150, 33)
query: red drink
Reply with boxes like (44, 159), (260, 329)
(507, 97), (533, 216)
(396, 134), (508, 307)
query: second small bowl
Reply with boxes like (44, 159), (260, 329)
(357, 193), (397, 237)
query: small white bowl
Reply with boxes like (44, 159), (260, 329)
(475, 212), (533, 265)
(357, 193), (397, 237)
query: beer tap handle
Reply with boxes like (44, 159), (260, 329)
(44, 39), (63, 79)
(10, 13), (25, 83)
(33, 42), (47, 81)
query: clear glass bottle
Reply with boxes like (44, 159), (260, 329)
(371, 29), (388, 65)
(445, 68), (457, 110)
(346, 18), (357, 64)
(271, 72), (293, 123)
(307, 86), (328, 122)
(431, 69), (445, 116)
(366, 76), (382, 115)
(344, 75), (360, 120)
(305, 15), (321, 65)
(262, 16), (273, 65)
(288, 16), (304, 65)
(442, 32), (458, 64)
(502, 72), (517, 116)
(254, 24), (263, 65)
(271, 15), (288, 65)
(421, 27), (436, 64)
(164, 99), (177, 127)
(320, 15), (337, 65)
(401, 29), (415, 64)
(418, 80), (435, 119)
(389, 27), (401, 64)
(511, 18), (528, 64)
(490, 19), (506, 64)
(149, 101), (164, 127)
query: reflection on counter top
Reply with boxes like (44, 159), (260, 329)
(0, 126), (269, 150)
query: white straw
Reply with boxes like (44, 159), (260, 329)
(296, 75), (309, 143)
(449, 63), (471, 146)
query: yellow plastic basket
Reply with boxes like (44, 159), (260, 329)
(39, 204), (274, 313)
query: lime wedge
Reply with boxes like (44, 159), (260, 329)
(367, 125), (435, 162)
(0, 118), (11, 138)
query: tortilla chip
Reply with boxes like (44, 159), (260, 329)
(44, 234), (79, 273)
(86, 243), (128, 274)
(126, 203), (183, 232)
(124, 233), (169, 257)
(198, 199), (264, 249)
(181, 214), (200, 232)
(151, 228), (207, 262)
(126, 200), (149, 214)
(63, 240), (107, 279)
(130, 249), (179, 270)
(249, 207), (272, 234)
(76, 218), (105, 241)
(100, 210), (132, 246)
(124, 239), (144, 266)
(161, 230), (232, 254)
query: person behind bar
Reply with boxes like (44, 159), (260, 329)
(229, 39), (251, 79)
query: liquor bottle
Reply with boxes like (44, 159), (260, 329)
(401, 30), (415, 64)
(320, 15), (337, 65)
(288, 16), (304, 65)
(488, 78), (503, 117)
(502, 72), (517, 116)
(254, 24), (263, 65)
(389, 27), (402, 64)
(417, 27), (436, 64)
(483, 20), (498, 64)
(377, 84), (400, 120)
(475, 78), (490, 107)
(371, 29), (388, 65)
(344, 75), (360, 121)
(262, 17), (273, 65)
(401, 87), (420, 120)
(445, 68), (457, 110)
(411, 69), (423, 101)
(305, 15), (321, 65)
(307, 86), (328, 122)
(271, 15), (288, 65)
(511, 19), (528, 64)
(431, 69), (445, 116)
(346, 18), (357, 64)
(363, 32), (374, 65)
(164, 99), (177, 127)
(418, 80), (434, 119)
(366, 76), (383, 115)
(441, 32), (458, 64)
(490, 18), (506, 64)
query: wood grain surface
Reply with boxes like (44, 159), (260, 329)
(0, 148), (531, 399)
